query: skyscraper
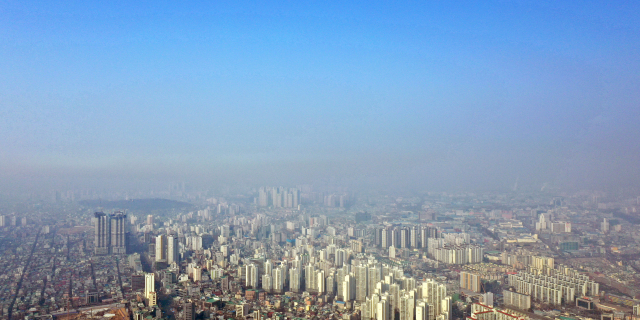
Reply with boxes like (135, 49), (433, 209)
(369, 265), (382, 298)
(290, 268), (301, 292)
(94, 211), (128, 255)
(401, 228), (409, 248)
(356, 265), (369, 302)
(94, 212), (110, 255)
(335, 249), (345, 267)
(421, 279), (447, 320)
(416, 301), (429, 320)
(145, 273), (155, 303)
(343, 274), (356, 301)
(391, 228), (400, 248)
(167, 235), (179, 265)
(246, 264), (259, 288)
(317, 270), (326, 293)
(305, 264), (316, 292)
(374, 228), (384, 247)
(273, 267), (284, 293)
(155, 235), (167, 261)
(400, 291), (416, 320)
(258, 187), (269, 207)
(410, 226), (419, 248)
(258, 186), (300, 208)
(377, 296), (390, 320)
(110, 212), (127, 254)
(382, 228), (391, 248)
(601, 218), (610, 233)
(262, 274), (273, 292)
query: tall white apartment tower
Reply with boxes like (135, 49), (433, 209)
(290, 268), (301, 292)
(377, 296), (390, 320)
(167, 235), (179, 264)
(317, 270), (326, 294)
(343, 274), (356, 301)
(356, 265), (369, 301)
(144, 273), (155, 299)
(601, 218), (610, 233)
(155, 235), (166, 261)
(273, 267), (284, 293)
(416, 301), (429, 320)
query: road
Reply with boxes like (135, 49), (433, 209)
(115, 258), (125, 298)
(8, 232), (40, 319)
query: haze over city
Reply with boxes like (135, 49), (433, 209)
(2, 1), (639, 194)
(4, 3), (640, 320)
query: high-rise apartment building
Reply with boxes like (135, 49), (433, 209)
(400, 291), (416, 320)
(410, 226), (419, 248)
(262, 274), (273, 292)
(431, 244), (484, 265)
(193, 266), (202, 282)
(110, 212), (127, 254)
(416, 301), (429, 320)
(377, 296), (390, 320)
(145, 273), (155, 305)
(391, 228), (400, 248)
(503, 290), (531, 310)
(94, 211), (128, 255)
(258, 187), (300, 208)
(508, 265), (599, 305)
(183, 301), (195, 320)
(343, 274), (356, 301)
(382, 229), (391, 249)
(155, 235), (166, 261)
(317, 270), (326, 293)
(421, 279), (447, 320)
(290, 268), (301, 292)
(460, 271), (482, 293)
(601, 218), (610, 233)
(356, 265), (369, 301)
(370, 228), (381, 247)
(273, 267), (284, 293)
(335, 249), (345, 267)
(94, 212), (111, 255)
(401, 228), (409, 248)
(167, 235), (179, 265)
(530, 256), (554, 270)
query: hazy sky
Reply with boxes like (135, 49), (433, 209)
(1, 1), (639, 193)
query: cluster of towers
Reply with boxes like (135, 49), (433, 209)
(257, 187), (300, 208)
(235, 251), (451, 320)
(154, 234), (180, 265)
(374, 226), (440, 249)
(93, 211), (128, 255)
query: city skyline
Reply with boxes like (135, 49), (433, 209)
(0, 183), (639, 319)
(1, 2), (640, 318)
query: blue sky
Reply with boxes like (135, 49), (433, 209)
(1, 1), (639, 192)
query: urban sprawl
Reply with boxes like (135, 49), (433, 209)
(1, 187), (640, 320)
